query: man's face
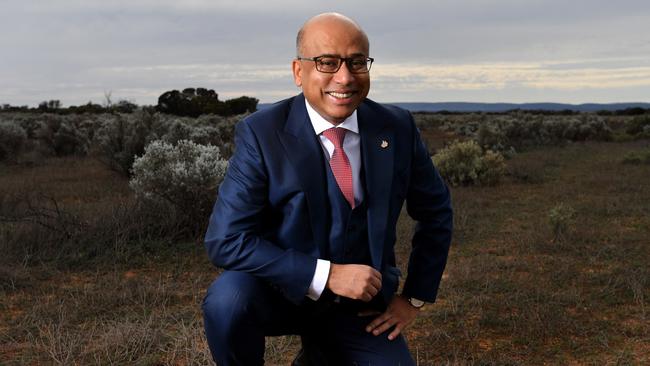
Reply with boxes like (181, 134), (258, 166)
(292, 19), (370, 125)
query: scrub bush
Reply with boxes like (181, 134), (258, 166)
(622, 148), (650, 165)
(129, 140), (227, 236)
(442, 113), (613, 153)
(625, 114), (650, 138)
(94, 111), (161, 176)
(548, 203), (576, 241)
(0, 120), (27, 161)
(432, 140), (506, 186)
(52, 121), (89, 156)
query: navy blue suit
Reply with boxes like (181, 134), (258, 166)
(203, 94), (452, 365)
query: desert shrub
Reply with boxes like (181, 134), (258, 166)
(444, 113), (613, 152)
(0, 189), (200, 269)
(625, 114), (650, 138)
(622, 148), (650, 165)
(432, 140), (506, 186)
(195, 114), (239, 158)
(94, 111), (160, 176)
(129, 140), (227, 236)
(478, 150), (507, 186)
(16, 116), (47, 139)
(0, 120), (27, 161)
(2, 113), (100, 160)
(161, 118), (194, 145)
(94, 111), (241, 176)
(548, 203), (576, 241)
(52, 121), (89, 156)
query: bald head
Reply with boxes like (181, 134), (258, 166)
(296, 13), (369, 57)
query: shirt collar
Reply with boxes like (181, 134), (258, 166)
(305, 98), (359, 136)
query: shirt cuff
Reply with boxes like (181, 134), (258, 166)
(306, 259), (330, 300)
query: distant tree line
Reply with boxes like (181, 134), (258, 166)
(0, 87), (259, 117)
(1, 99), (140, 114)
(156, 88), (258, 117)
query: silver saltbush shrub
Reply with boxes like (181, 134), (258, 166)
(94, 111), (161, 175)
(129, 139), (228, 235)
(432, 140), (506, 186)
(0, 119), (27, 161)
(440, 112), (612, 152)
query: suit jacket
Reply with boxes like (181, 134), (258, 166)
(205, 94), (453, 305)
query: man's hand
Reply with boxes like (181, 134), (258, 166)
(365, 295), (419, 340)
(326, 263), (382, 302)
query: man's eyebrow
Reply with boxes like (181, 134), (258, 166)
(316, 53), (367, 58)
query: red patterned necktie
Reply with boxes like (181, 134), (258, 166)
(322, 127), (355, 208)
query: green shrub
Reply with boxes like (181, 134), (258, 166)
(94, 112), (160, 176)
(0, 120), (27, 161)
(625, 114), (650, 136)
(432, 140), (506, 186)
(445, 113), (613, 152)
(52, 121), (89, 156)
(622, 148), (650, 165)
(129, 140), (228, 236)
(548, 203), (576, 241)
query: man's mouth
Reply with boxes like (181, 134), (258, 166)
(326, 91), (355, 99)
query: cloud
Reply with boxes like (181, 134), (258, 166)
(1, 0), (649, 105)
(372, 58), (650, 88)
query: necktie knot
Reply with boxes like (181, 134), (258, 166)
(322, 127), (347, 149)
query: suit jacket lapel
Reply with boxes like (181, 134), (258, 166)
(358, 102), (394, 269)
(277, 94), (329, 258)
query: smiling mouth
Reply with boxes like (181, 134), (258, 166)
(327, 91), (355, 99)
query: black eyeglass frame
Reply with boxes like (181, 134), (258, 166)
(296, 55), (374, 74)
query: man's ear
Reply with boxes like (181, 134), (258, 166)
(292, 59), (302, 87)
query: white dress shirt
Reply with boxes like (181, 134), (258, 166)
(304, 99), (363, 300)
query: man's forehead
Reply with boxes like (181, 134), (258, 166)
(301, 26), (368, 54)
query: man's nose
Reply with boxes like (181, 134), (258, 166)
(333, 61), (355, 84)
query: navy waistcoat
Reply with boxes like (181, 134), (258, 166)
(323, 156), (371, 266)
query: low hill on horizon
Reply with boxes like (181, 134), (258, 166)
(258, 101), (650, 113)
(383, 102), (650, 113)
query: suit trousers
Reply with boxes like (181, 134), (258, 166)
(202, 271), (416, 366)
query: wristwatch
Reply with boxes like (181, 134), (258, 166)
(407, 297), (425, 308)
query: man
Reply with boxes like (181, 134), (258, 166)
(202, 12), (452, 365)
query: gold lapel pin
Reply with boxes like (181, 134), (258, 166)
(380, 140), (389, 149)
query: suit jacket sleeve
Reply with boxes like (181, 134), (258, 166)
(401, 115), (453, 303)
(204, 119), (317, 304)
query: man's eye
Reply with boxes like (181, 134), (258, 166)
(350, 59), (366, 67)
(319, 59), (338, 67)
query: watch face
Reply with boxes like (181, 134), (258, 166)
(409, 298), (425, 308)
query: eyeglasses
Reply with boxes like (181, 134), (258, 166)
(297, 55), (374, 74)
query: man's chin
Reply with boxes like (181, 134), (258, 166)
(323, 107), (357, 123)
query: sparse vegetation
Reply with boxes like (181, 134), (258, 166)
(622, 147), (650, 165)
(1, 111), (649, 365)
(432, 140), (506, 186)
(0, 111), (241, 172)
(625, 114), (650, 138)
(0, 120), (27, 162)
(548, 202), (576, 241)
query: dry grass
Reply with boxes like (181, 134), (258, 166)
(1, 138), (649, 365)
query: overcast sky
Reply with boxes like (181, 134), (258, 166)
(1, 0), (649, 107)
